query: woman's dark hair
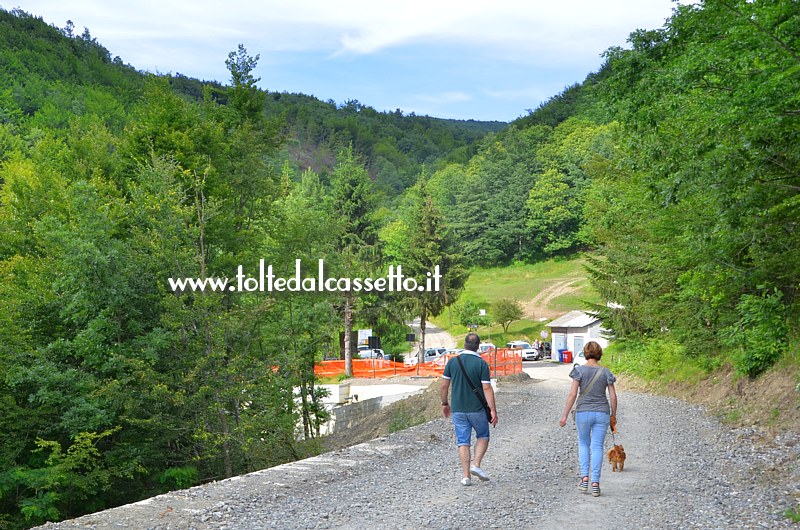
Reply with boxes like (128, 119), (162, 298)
(584, 341), (603, 361)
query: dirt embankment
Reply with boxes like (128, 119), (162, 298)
(617, 362), (800, 439)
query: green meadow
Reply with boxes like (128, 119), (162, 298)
(432, 257), (602, 347)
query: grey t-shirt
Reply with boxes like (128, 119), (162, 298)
(569, 364), (616, 414)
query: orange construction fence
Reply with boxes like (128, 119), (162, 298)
(314, 348), (523, 379)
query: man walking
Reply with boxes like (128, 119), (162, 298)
(440, 333), (498, 486)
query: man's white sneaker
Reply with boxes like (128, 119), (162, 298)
(460, 477), (472, 486)
(470, 465), (490, 481)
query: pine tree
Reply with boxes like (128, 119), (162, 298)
(328, 146), (379, 376)
(402, 178), (468, 370)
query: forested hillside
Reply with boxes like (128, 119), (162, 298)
(262, 92), (505, 196)
(0, 8), (488, 527)
(583, 0), (799, 380)
(419, 0), (798, 383)
(1, 1), (799, 528)
(166, 78), (506, 196)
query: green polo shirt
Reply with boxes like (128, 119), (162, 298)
(442, 351), (491, 413)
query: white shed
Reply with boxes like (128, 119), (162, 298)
(545, 310), (609, 364)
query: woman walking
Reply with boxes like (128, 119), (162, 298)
(559, 341), (617, 497)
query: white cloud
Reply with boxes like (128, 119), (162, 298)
(22, 0), (680, 57)
(13, 0), (686, 119)
(257, 0), (681, 61)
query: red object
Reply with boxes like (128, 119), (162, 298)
(563, 350), (572, 363)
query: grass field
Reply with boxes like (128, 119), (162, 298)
(431, 256), (602, 347)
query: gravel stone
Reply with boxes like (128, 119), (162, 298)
(34, 378), (799, 530)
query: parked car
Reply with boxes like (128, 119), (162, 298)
(532, 340), (552, 359)
(506, 340), (542, 361)
(357, 345), (386, 359)
(573, 348), (587, 365)
(478, 343), (496, 354)
(423, 347), (447, 363)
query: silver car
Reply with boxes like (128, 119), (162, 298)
(423, 347), (447, 363)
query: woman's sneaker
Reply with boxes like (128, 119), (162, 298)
(461, 477), (472, 486)
(578, 478), (589, 492)
(591, 483), (601, 497)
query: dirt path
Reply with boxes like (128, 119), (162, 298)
(521, 277), (583, 319)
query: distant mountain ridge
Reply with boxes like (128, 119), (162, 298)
(0, 7), (506, 196)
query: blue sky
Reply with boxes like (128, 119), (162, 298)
(10, 0), (685, 122)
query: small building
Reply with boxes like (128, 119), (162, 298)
(545, 310), (609, 363)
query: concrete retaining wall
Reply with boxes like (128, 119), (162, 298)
(329, 396), (383, 431)
(322, 388), (424, 434)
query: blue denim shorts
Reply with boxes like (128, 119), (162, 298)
(452, 411), (490, 446)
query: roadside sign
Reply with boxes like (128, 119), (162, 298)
(357, 329), (372, 345)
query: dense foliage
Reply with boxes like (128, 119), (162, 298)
(0, 8), (488, 527)
(583, 0), (799, 377)
(165, 74), (506, 199)
(264, 93), (506, 197)
(426, 113), (616, 266)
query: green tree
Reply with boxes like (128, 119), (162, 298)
(328, 146), (379, 376)
(0, 10), (509, 526)
(429, 126), (553, 266)
(526, 119), (616, 257)
(526, 168), (583, 255)
(225, 44), (265, 123)
(585, 0), (800, 371)
(264, 167), (340, 439)
(452, 299), (491, 329)
(393, 177), (468, 369)
(492, 298), (524, 334)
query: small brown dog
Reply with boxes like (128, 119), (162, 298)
(608, 444), (626, 472)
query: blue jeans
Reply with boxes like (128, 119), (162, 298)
(452, 411), (490, 446)
(575, 411), (610, 483)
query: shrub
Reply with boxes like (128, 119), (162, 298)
(720, 290), (789, 378)
(604, 338), (694, 382)
(387, 409), (424, 433)
(158, 466), (200, 491)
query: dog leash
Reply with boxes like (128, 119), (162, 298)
(609, 415), (619, 445)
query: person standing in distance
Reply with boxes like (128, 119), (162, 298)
(440, 333), (498, 486)
(559, 341), (617, 497)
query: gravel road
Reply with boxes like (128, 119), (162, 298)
(37, 366), (800, 530)
(409, 318), (456, 350)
